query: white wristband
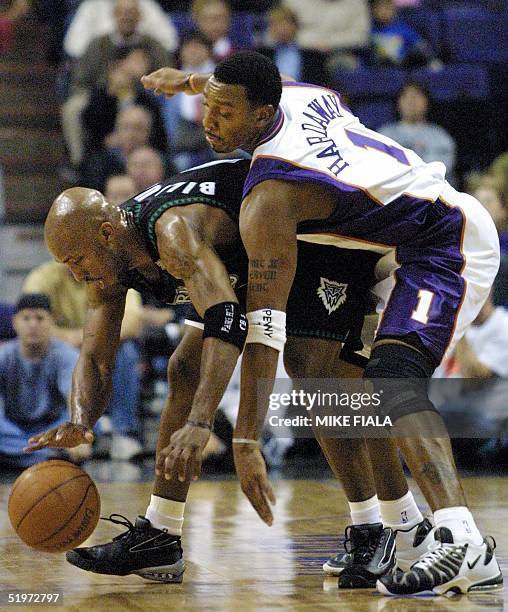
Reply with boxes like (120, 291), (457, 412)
(245, 308), (286, 352)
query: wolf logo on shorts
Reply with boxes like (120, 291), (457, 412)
(317, 277), (348, 315)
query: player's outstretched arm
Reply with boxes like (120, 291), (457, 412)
(155, 211), (246, 483)
(141, 67), (211, 97)
(234, 181), (299, 525)
(25, 285), (126, 452)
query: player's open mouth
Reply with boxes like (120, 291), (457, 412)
(205, 132), (220, 144)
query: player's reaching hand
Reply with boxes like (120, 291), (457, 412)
(141, 67), (198, 97)
(24, 422), (94, 453)
(233, 443), (276, 526)
(156, 422), (211, 483)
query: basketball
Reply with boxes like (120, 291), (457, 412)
(8, 460), (100, 553)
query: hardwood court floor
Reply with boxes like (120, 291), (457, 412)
(0, 477), (506, 611)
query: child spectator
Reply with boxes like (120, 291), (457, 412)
(369, 0), (435, 67)
(379, 81), (456, 180)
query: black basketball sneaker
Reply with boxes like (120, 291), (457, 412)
(336, 523), (396, 588)
(322, 545), (354, 576)
(377, 527), (504, 596)
(66, 514), (185, 583)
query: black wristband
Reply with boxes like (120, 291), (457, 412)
(203, 301), (248, 351)
(187, 420), (212, 431)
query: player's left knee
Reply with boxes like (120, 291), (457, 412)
(363, 341), (439, 423)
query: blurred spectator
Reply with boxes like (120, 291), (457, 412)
(82, 47), (166, 153)
(379, 81), (456, 180)
(0, 294), (88, 468)
(62, 0), (171, 169)
(126, 146), (168, 192)
(64, 0), (178, 59)
(0, 0), (30, 55)
(257, 6), (327, 85)
(282, 0), (370, 72)
(80, 104), (159, 191)
(105, 173), (137, 205)
(161, 33), (216, 170)
(191, 0), (233, 61)
(23, 262), (144, 460)
(368, 0), (435, 68)
(471, 176), (508, 307)
(0, 163), (5, 221)
(434, 294), (508, 460)
(489, 151), (508, 206)
(473, 178), (508, 254)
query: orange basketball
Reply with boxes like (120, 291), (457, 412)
(8, 459), (100, 552)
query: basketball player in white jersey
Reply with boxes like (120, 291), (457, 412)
(141, 52), (502, 596)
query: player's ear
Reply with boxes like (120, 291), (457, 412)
(99, 221), (114, 243)
(255, 104), (275, 126)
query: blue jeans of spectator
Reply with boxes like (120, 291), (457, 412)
(0, 412), (67, 467)
(107, 339), (141, 437)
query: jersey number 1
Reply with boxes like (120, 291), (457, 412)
(411, 289), (434, 324)
(345, 129), (410, 165)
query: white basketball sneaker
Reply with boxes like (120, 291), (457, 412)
(395, 517), (435, 572)
(377, 527), (503, 596)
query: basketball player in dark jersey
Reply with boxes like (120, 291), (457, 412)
(26, 158), (433, 586)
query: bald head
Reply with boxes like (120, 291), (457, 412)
(45, 187), (117, 259)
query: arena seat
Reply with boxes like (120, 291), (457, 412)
(398, 7), (442, 56)
(444, 7), (508, 63)
(333, 67), (407, 98)
(411, 64), (490, 100)
(354, 100), (395, 130)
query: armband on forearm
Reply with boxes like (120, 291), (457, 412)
(203, 302), (248, 351)
(245, 308), (286, 352)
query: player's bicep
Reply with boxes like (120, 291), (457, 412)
(156, 212), (236, 316)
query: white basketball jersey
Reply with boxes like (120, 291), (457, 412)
(243, 82), (447, 206)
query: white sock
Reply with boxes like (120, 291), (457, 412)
(145, 495), (185, 536)
(348, 495), (381, 525)
(379, 491), (423, 529)
(434, 506), (483, 545)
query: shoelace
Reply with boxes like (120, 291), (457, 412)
(100, 514), (143, 541)
(414, 542), (462, 571)
(343, 526), (381, 562)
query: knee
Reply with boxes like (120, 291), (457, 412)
(364, 343), (438, 423)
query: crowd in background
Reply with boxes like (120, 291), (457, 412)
(0, 0), (507, 472)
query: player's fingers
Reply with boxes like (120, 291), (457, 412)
(164, 448), (180, 480)
(177, 448), (192, 482)
(262, 479), (276, 506)
(244, 481), (273, 526)
(191, 452), (202, 481)
(254, 484), (274, 526)
(155, 449), (167, 475)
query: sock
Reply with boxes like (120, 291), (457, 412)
(379, 491), (423, 530)
(145, 495), (185, 536)
(348, 495), (381, 525)
(434, 506), (483, 545)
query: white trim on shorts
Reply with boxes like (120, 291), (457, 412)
(184, 319), (204, 330)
